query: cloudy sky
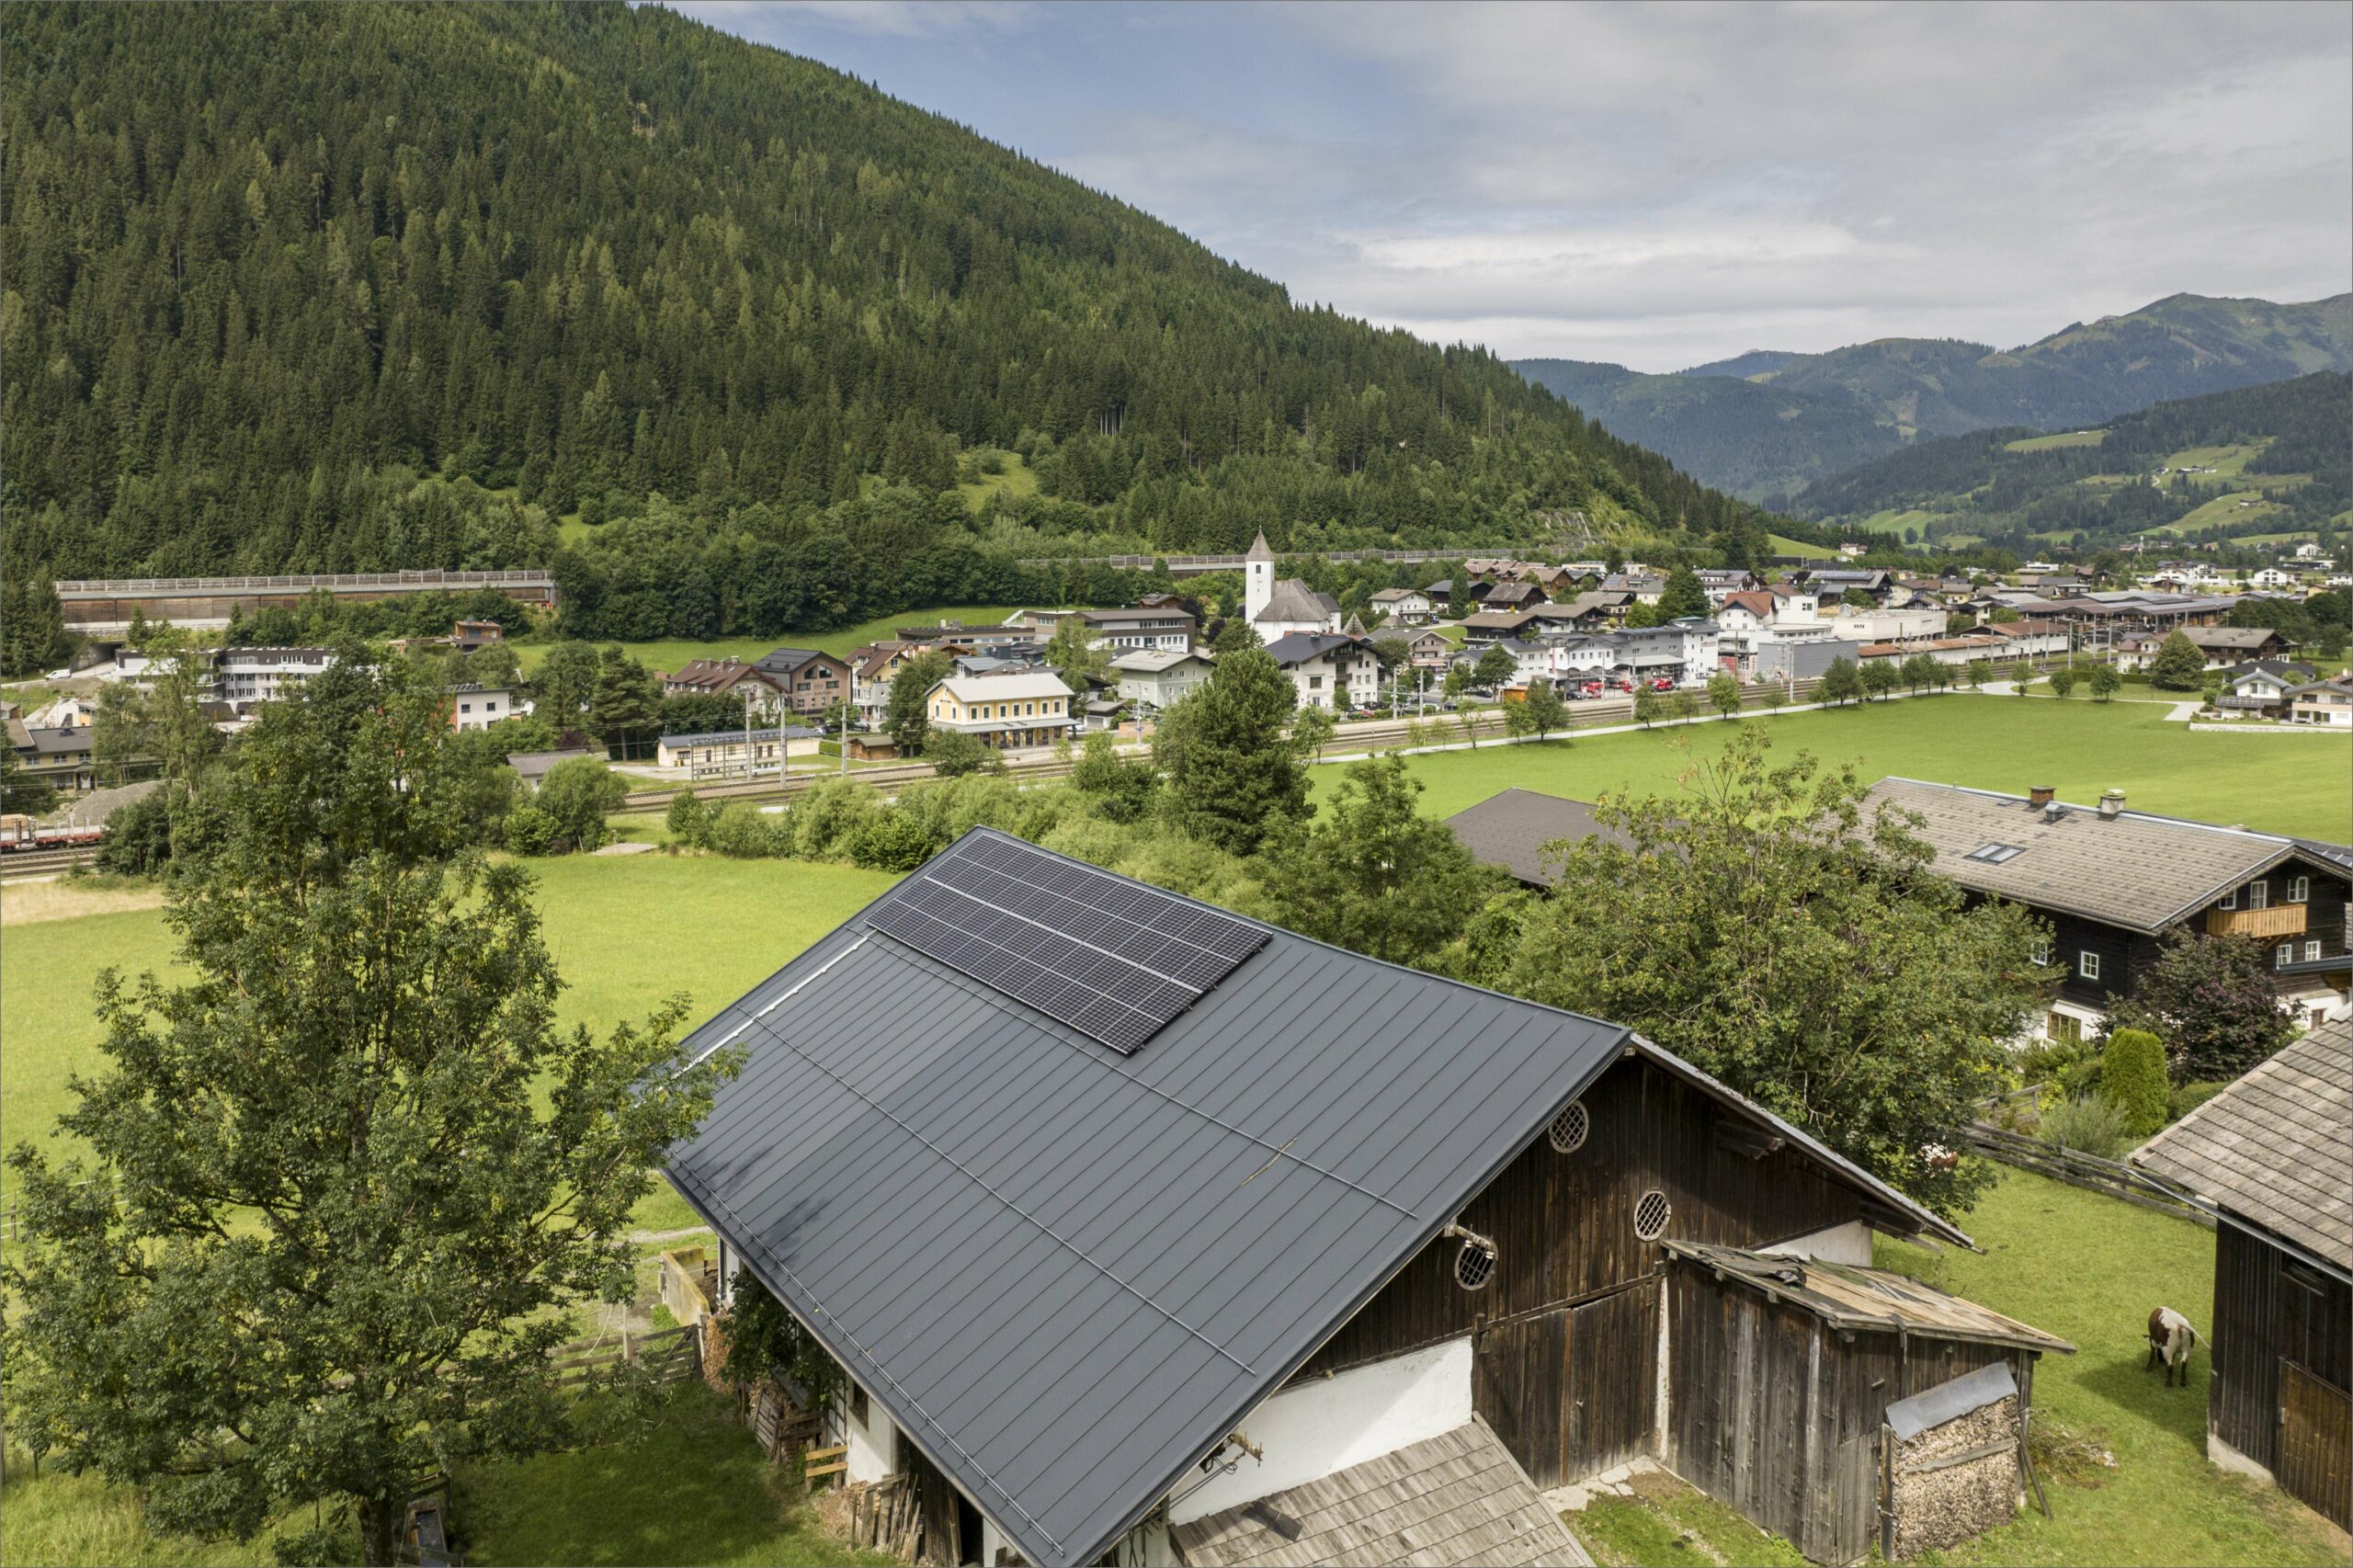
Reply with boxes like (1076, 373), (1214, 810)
(668, 1), (2350, 372)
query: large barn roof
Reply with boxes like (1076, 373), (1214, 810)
(2132, 1020), (2352, 1277)
(664, 829), (1967, 1568)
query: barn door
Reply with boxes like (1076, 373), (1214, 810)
(2279, 1361), (2351, 1529)
(1474, 1280), (1659, 1488)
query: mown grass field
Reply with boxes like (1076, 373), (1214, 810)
(1766, 532), (1836, 559)
(1321, 691), (2351, 841)
(0, 855), (899, 1210)
(2004, 429), (2106, 452)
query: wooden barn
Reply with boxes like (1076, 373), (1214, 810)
(665, 830), (2069, 1567)
(1659, 1242), (2073, 1562)
(2133, 1020), (2351, 1529)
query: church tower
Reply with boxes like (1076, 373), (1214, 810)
(1245, 529), (1274, 626)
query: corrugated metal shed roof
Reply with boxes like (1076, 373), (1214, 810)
(665, 829), (1972, 1568)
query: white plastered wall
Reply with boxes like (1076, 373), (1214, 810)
(1165, 1335), (1474, 1526)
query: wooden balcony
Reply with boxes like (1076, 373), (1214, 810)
(2207, 904), (2306, 939)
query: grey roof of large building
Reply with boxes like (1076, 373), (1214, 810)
(1252, 579), (1342, 627)
(1444, 790), (1631, 888)
(1865, 778), (2331, 934)
(2133, 1020), (2351, 1277)
(663, 829), (1963, 1568)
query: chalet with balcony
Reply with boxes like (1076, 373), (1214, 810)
(1370, 587), (1435, 624)
(1867, 778), (2353, 1039)
(1263, 631), (1377, 711)
(750, 647), (852, 716)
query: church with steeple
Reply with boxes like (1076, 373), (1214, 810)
(1244, 530), (1343, 639)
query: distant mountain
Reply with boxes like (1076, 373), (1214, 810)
(1519, 292), (2353, 505)
(1678, 349), (1809, 381)
(1794, 371), (2350, 553)
(1510, 358), (1901, 502)
(1685, 293), (2353, 439)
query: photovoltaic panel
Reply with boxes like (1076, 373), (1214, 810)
(864, 835), (1268, 1051)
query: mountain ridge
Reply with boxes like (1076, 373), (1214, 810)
(1517, 291), (2352, 501)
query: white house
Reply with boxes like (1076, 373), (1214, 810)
(1368, 587), (1434, 624)
(1245, 531), (1343, 639)
(1111, 649), (1215, 712)
(1264, 631), (1377, 711)
(2287, 677), (2353, 727)
(447, 683), (529, 731)
(212, 646), (336, 713)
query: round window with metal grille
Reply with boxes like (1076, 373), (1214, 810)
(1633, 1188), (1671, 1242)
(1453, 1239), (1496, 1291)
(1548, 1098), (1589, 1154)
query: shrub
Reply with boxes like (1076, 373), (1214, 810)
(849, 811), (939, 872)
(790, 778), (879, 859)
(2057, 1052), (2105, 1100)
(2037, 1093), (2132, 1159)
(706, 801), (790, 858)
(2166, 1080), (2230, 1122)
(2102, 1028), (2169, 1137)
(95, 790), (176, 878)
(665, 790), (713, 849)
(502, 802), (558, 856)
(536, 757), (628, 852)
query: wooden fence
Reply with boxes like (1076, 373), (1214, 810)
(545, 1323), (701, 1389)
(1960, 1119), (2215, 1227)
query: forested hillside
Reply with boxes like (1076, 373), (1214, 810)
(1796, 372), (2350, 552)
(1684, 293), (2353, 442)
(1, 1), (1779, 639)
(1512, 357), (1901, 499)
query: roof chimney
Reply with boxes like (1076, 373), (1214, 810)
(2028, 785), (2055, 809)
(2097, 789), (2126, 819)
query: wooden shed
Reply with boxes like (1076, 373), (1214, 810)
(2132, 1021), (2351, 1528)
(1661, 1242), (2074, 1563)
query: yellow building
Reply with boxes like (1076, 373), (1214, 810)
(926, 673), (1074, 748)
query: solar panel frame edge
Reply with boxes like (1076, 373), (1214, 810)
(865, 837), (1268, 1054)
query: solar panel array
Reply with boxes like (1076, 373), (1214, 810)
(865, 835), (1268, 1051)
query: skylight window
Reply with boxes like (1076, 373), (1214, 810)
(1964, 843), (2026, 864)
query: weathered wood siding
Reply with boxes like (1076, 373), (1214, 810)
(2210, 1215), (2353, 1508)
(1663, 1263), (2033, 1563)
(1289, 1054), (1881, 1494)
(1297, 1055), (1870, 1381)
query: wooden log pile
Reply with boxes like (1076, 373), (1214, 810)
(1890, 1393), (2023, 1558)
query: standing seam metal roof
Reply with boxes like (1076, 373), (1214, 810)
(666, 832), (1630, 1568)
(664, 829), (1968, 1568)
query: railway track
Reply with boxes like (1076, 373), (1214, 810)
(617, 676), (1833, 811)
(0, 846), (102, 880)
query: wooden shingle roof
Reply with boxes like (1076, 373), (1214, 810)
(1661, 1242), (2074, 1354)
(1169, 1420), (1589, 1568)
(2131, 1021), (2352, 1275)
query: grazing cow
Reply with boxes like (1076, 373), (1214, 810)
(2147, 1306), (2199, 1386)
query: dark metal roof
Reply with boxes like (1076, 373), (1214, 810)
(665, 829), (1972, 1568)
(665, 830), (1631, 1568)
(1443, 790), (1630, 888)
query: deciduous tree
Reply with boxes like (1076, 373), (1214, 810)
(2105, 930), (2294, 1082)
(1500, 728), (2042, 1213)
(1259, 756), (1501, 967)
(2, 660), (733, 1567)
(885, 649), (953, 756)
(2147, 631), (2207, 691)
